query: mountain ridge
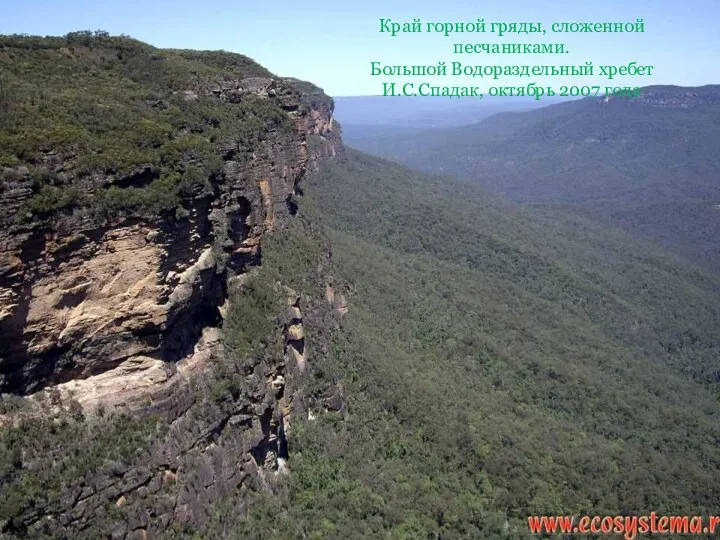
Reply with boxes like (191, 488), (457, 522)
(346, 84), (720, 269)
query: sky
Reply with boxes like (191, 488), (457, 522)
(1, 0), (719, 96)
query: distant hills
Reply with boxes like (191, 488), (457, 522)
(333, 94), (571, 145)
(345, 85), (720, 270)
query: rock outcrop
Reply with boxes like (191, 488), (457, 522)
(0, 39), (344, 538)
(3, 280), (340, 538)
(0, 75), (340, 396)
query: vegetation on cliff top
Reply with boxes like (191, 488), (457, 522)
(0, 31), (293, 220)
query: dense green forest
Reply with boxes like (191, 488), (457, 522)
(344, 87), (720, 270)
(2, 32), (720, 539)
(216, 149), (720, 538)
(0, 32), (296, 221)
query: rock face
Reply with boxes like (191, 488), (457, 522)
(0, 76), (340, 396)
(0, 63), (344, 537)
(11, 285), (338, 538)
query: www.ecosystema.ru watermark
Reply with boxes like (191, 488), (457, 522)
(528, 513), (720, 539)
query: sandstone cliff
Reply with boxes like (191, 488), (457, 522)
(0, 34), (345, 538)
(0, 73), (338, 396)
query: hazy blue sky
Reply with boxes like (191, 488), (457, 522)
(1, 0), (719, 96)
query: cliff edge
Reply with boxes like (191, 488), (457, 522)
(0, 32), (344, 538)
(0, 33), (339, 396)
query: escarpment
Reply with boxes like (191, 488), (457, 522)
(0, 46), (339, 396)
(0, 34), (345, 538)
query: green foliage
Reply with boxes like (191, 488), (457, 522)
(91, 169), (208, 217)
(221, 208), (327, 362)
(0, 32), (291, 220)
(231, 149), (720, 538)
(347, 92), (720, 269)
(0, 409), (161, 530)
(310, 150), (720, 391)
(223, 272), (282, 358)
(261, 213), (327, 294)
(30, 184), (84, 214)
